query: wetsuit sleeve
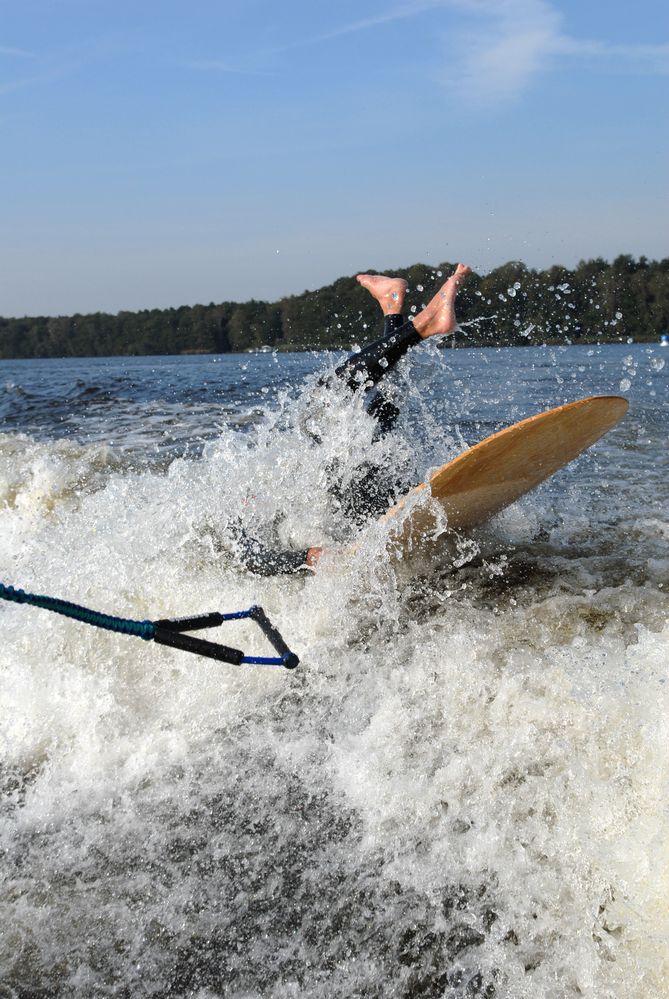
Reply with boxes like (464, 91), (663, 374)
(233, 526), (311, 576)
(366, 392), (400, 435)
(334, 317), (422, 392)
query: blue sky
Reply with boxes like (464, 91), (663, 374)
(1, 0), (668, 316)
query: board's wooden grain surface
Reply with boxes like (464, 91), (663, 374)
(381, 396), (628, 547)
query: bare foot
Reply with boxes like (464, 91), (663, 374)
(356, 273), (408, 316)
(412, 264), (471, 338)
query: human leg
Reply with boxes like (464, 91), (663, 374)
(335, 264), (470, 391)
(234, 265), (471, 576)
(411, 264), (470, 338)
(355, 274), (408, 317)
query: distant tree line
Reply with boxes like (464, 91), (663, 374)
(1, 255), (668, 359)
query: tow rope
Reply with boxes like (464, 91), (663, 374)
(0, 583), (299, 669)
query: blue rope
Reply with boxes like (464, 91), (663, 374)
(1, 583), (299, 669)
(0, 583), (155, 640)
(242, 655), (289, 666)
(220, 610), (293, 664)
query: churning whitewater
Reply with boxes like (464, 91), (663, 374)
(0, 342), (667, 998)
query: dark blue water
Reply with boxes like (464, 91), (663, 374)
(1, 341), (665, 452)
(0, 352), (319, 456)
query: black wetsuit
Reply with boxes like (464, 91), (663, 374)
(236, 314), (422, 574)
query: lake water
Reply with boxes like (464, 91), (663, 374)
(0, 341), (667, 997)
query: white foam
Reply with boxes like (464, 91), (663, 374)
(0, 356), (667, 996)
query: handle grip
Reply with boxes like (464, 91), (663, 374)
(248, 606), (299, 669)
(153, 612), (225, 633)
(153, 625), (244, 665)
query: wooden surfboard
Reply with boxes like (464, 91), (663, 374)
(380, 395), (628, 548)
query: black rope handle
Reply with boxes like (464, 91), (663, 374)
(0, 583), (299, 669)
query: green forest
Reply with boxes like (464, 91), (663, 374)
(1, 255), (668, 359)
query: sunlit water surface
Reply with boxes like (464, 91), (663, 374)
(0, 342), (667, 998)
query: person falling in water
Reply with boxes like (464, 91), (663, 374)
(234, 263), (471, 575)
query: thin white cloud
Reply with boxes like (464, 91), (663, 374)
(300, 0), (450, 44)
(440, 0), (669, 104)
(181, 1), (669, 96)
(438, 0), (561, 103)
(182, 59), (275, 76)
(0, 45), (36, 58)
(0, 72), (54, 96)
(0, 56), (81, 97)
(0, 38), (143, 98)
(180, 3), (450, 70)
(554, 35), (669, 74)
